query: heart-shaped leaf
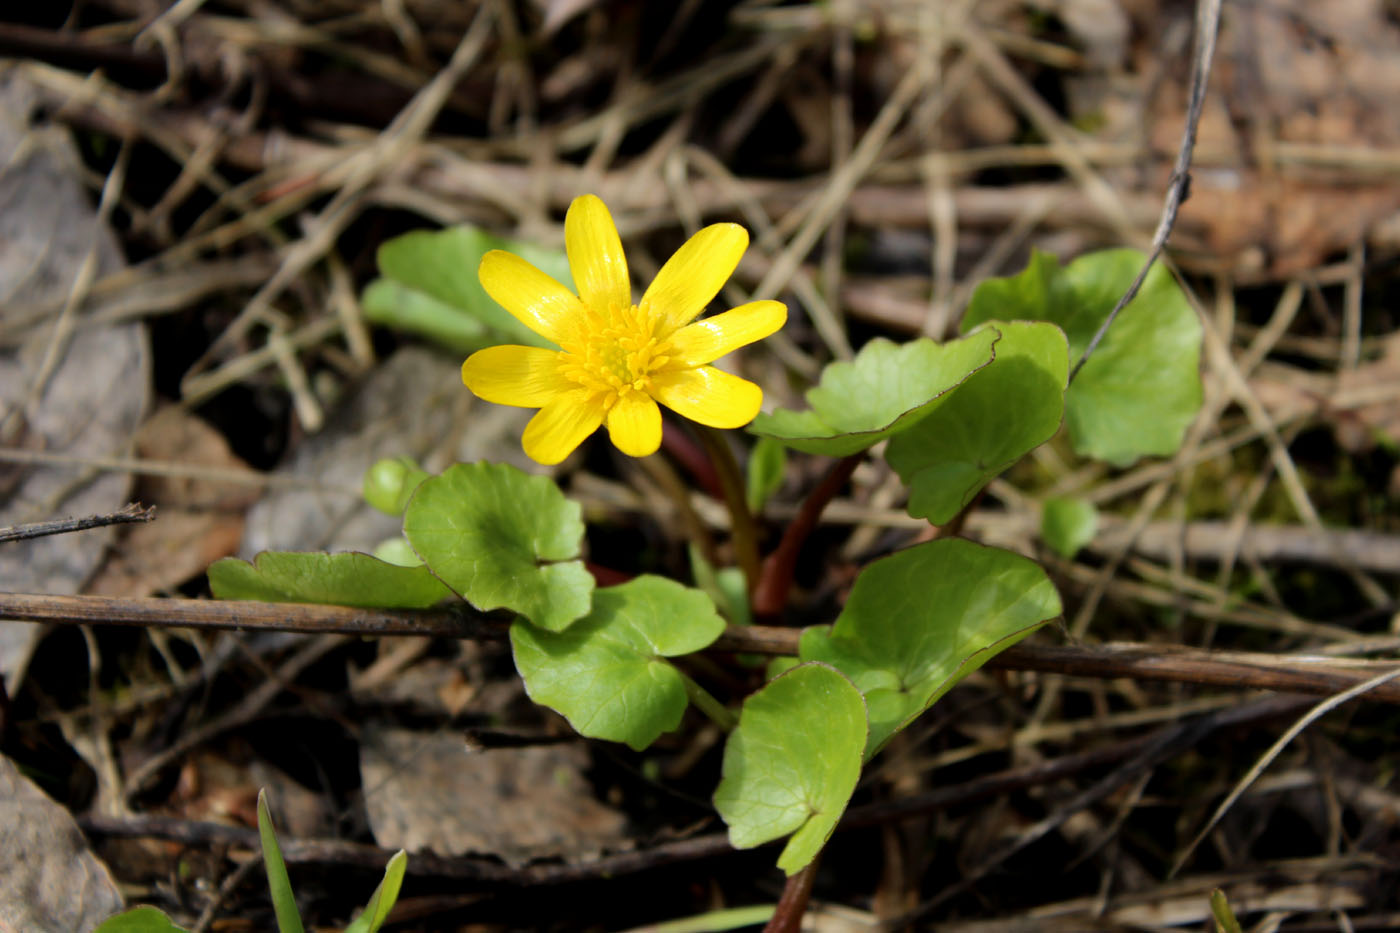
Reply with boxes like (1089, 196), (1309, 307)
(800, 538), (1061, 758)
(963, 248), (1202, 466)
(362, 225), (573, 352)
(404, 462), (593, 632)
(886, 321), (1068, 523)
(510, 575), (726, 750)
(208, 551), (451, 608)
(713, 663), (866, 875)
(749, 330), (998, 456)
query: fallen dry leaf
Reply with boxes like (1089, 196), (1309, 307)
(360, 725), (628, 867)
(86, 404), (257, 597)
(0, 753), (124, 932)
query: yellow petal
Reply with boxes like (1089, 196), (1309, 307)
(605, 391), (662, 458)
(461, 345), (569, 407)
(522, 391), (606, 465)
(565, 194), (631, 313)
(651, 366), (762, 429)
(479, 250), (584, 345)
(642, 223), (748, 335)
(666, 300), (787, 366)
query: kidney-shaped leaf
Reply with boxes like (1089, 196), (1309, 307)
(886, 321), (1068, 523)
(404, 462), (593, 632)
(713, 663), (866, 875)
(963, 248), (1202, 466)
(800, 538), (1060, 758)
(208, 551), (452, 608)
(363, 225), (573, 352)
(749, 330), (998, 456)
(510, 575), (726, 751)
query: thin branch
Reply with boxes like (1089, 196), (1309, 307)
(0, 502), (155, 543)
(1068, 0), (1223, 384)
(6, 593), (1400, 705)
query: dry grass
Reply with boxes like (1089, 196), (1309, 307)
(3, 0), (1400, 929)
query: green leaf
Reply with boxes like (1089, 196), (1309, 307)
(257, 790), (305, 933)
(403, 462), (593, 631)
(886, 321), (1068, 523)
(92, 906), (191, 933)
(713, 663), (866, 875)
(208, 552), (451, 608)
(963, 248), (1203, 466)
(362, 226), (572, 352)
(1210, 889), (1244, 933)
(343, 850), (408, 933)
(800, 539), (1061, 758)
(749, 330), (998, 456)
(510, 576), (727, 750)
(745, 436), (787, 512)
(361, 278), (492, 353)
(1041, 497), (1098, 559)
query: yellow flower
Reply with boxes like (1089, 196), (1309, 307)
(462, 194), (786, 465)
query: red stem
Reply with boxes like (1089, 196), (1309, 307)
(751, 454), (861, 620)
(763, 858), (820, 933)
(660, 420), (723, 500)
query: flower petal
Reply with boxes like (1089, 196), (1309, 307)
(666, 300), (787, 366)
(565, 194), (631, 313)
(651, 366), (762, 429)
(461, 345), (570, 408)
(642, 223), (748, 335)
(522, 391), (606, 465)
(605, 391), (662, 458)
(479, 250), (584, 345)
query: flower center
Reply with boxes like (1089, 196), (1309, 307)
(557, 304), (672, 407)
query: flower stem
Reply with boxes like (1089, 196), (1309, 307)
(752, 453), (861, 619)
(693, 425), (762, 592)
(678, 670), (737, 732)
(637, 451), (718, 569)
(763, 856), (820, 933)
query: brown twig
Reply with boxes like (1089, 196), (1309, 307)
(0, 502), (155, 543)
(1068, 0), (1223, 383)
(5, 593), (1400, 705)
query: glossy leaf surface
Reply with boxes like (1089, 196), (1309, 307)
(511, 576), (726, 750)
(404, 462), (593, 632)
(713, 663), (866, 874)
(800, 539), (1061, 757)
(886, 321), (1068, 523)
(749, 331), (997, 456)
(963, 248), (1202, 465)
(208, 551), (450, 608)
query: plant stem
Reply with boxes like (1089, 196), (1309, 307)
(763, 857), (820, 933)
(637, 450), (718, 569)
(751, 453), (861, 619)
(678, 671), (737, 732)
(693, 425), (762, 592)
